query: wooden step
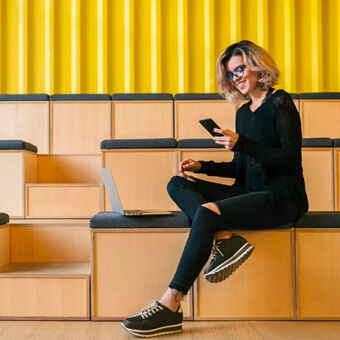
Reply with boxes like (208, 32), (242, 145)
(0, 263), (90, 320)
(25, 184), (101, 218)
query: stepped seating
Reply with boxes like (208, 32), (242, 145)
(195, 224), (295, 320)
(101, 138), (178, 211)
(174, 93), (236, 140)
(0, 94), (50, 154)
(50, 94), (111, 154)
(112, 93), (174, 139)
(301, 138), (335, 211)
(0, 218), (90, 320)
(0, 141), (38, 218)
(90, 211), (192, 320)
(299, 93), (340, 139)
(335, 139), (340, 211)
(295, 212), (340, 319)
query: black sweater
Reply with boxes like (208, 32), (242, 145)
(198, 89), (309, 220)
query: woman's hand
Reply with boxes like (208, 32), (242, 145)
(179, 158), (201, 181)
(213, 128), (239, 150)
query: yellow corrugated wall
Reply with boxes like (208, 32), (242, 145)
(0, 0), (339, 95)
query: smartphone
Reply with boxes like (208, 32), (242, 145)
(199, 118), (224, 137)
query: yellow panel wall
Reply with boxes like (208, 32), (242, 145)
(0, 0), (339, 95)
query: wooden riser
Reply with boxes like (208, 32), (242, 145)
(296, 229), (340, 319)
(50, 101), (111, 154)
(0, 226), (10, 268)
(10, 223), (90, 263)
(194, 230), (295, 320)
(113, 101), (173, 139)
(26, 184), (101, 218)
(300, 100), (340, 139)
(92, 229), (193, 320)
(175, 100), (236, 140)
(0, 263), (90, 320)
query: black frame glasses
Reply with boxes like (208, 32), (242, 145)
(226, 65), (246, 83)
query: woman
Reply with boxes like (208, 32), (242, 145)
(122, 40), (308, 337)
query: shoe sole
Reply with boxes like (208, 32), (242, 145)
(122, 322), (182, 338)
(204, 243), (254, 283)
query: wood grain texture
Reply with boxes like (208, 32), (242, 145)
(26, 184), (101, 218)
(0, 263), (90, 319)
(0, 320), (339, 339)
(0, 152), (24, 217)
(0, 226), (10, 268)
(180, 149), (235, 186)
(195, 231), (294, 319)
(50, 101), (111, 154)
(113, 101), (173, 139)
(302, 148), (334, 211)
(175, 100), (236, 140)
(0, 102), (50, 154)
(92, 230), (193, 320)
(297, 230), (340, 318)
(37, 155), (101, 183)
(335, 149), (340, 211)
(300, 100), (340, 138)
(103, 150), (178, 210)
(10, 226), (90, 263)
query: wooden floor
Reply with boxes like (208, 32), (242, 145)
(0, 321), (340, 339)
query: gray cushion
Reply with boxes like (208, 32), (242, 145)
(302, 138), (333, 148)
(295, 212), (340, 228)
(0, 213), (9, 225)
(90, 211), (191, 229)
(334, 139), (340, 147)
(0, 94), (49, 101)
(289, 93), (299, 100)
(299, 93), (340, 100)
(50, 94), (111, 101)
(101, 138), (177, 149)
(174, 93), (225, 100)
(178, 139), (225, 149)
(112, 93), (173, 101)
(0, 140), (37, 153)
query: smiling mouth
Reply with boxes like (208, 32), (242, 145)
(236, 80), (246, 89)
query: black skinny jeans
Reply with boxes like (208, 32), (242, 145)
(167, 175), (297, 295)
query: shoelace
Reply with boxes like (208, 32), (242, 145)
(211, 241), (224, 260)
(139, 301), (164, 319)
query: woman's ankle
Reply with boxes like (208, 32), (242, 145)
(159, 288), (184, 312)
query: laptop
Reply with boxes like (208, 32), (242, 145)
(100, 168), (172, 216)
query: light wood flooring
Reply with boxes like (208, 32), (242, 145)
(0, 321), (340, 339)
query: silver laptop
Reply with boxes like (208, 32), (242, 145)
(101, 168), (172, 216)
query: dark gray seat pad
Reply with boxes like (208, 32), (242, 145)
(178, 139), (225, 149)
(295, 212), (340, 228)
(299, 93), (340, 100)
(0, 213), (9, 226)
(112, 93), (173, 101)
(90, 211), (191, 229)
(0, 140), (38, 153)
(0, 94), (49, 101)
(302, 138), (333, 147)
(334, 139), (340, 147)
(50, 94), (111, 101)
(101, 138), (177, 149)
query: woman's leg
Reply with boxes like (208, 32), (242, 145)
(167, 191), (297, 299)
(167, 175), (248, 220)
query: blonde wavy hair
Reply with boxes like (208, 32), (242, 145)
(216, 40), (280, 106)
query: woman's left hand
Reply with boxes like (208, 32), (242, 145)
(213, 128), (239, 150)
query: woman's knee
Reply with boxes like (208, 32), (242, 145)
(167, 175), (191, 196)
(202, 202), (221, 215)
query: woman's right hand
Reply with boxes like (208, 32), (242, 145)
(179, 158), (201, 180)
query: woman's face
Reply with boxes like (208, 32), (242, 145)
(226, 55), (260, 95)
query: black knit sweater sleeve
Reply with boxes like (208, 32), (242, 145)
(232, 91), (301, 173)
(196, 153), (238, 178)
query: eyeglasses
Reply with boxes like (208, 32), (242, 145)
(226, 65), (246, 83)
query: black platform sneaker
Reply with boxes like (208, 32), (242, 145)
(122, 301), (183, 338)
(204, 234), (254, 283)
